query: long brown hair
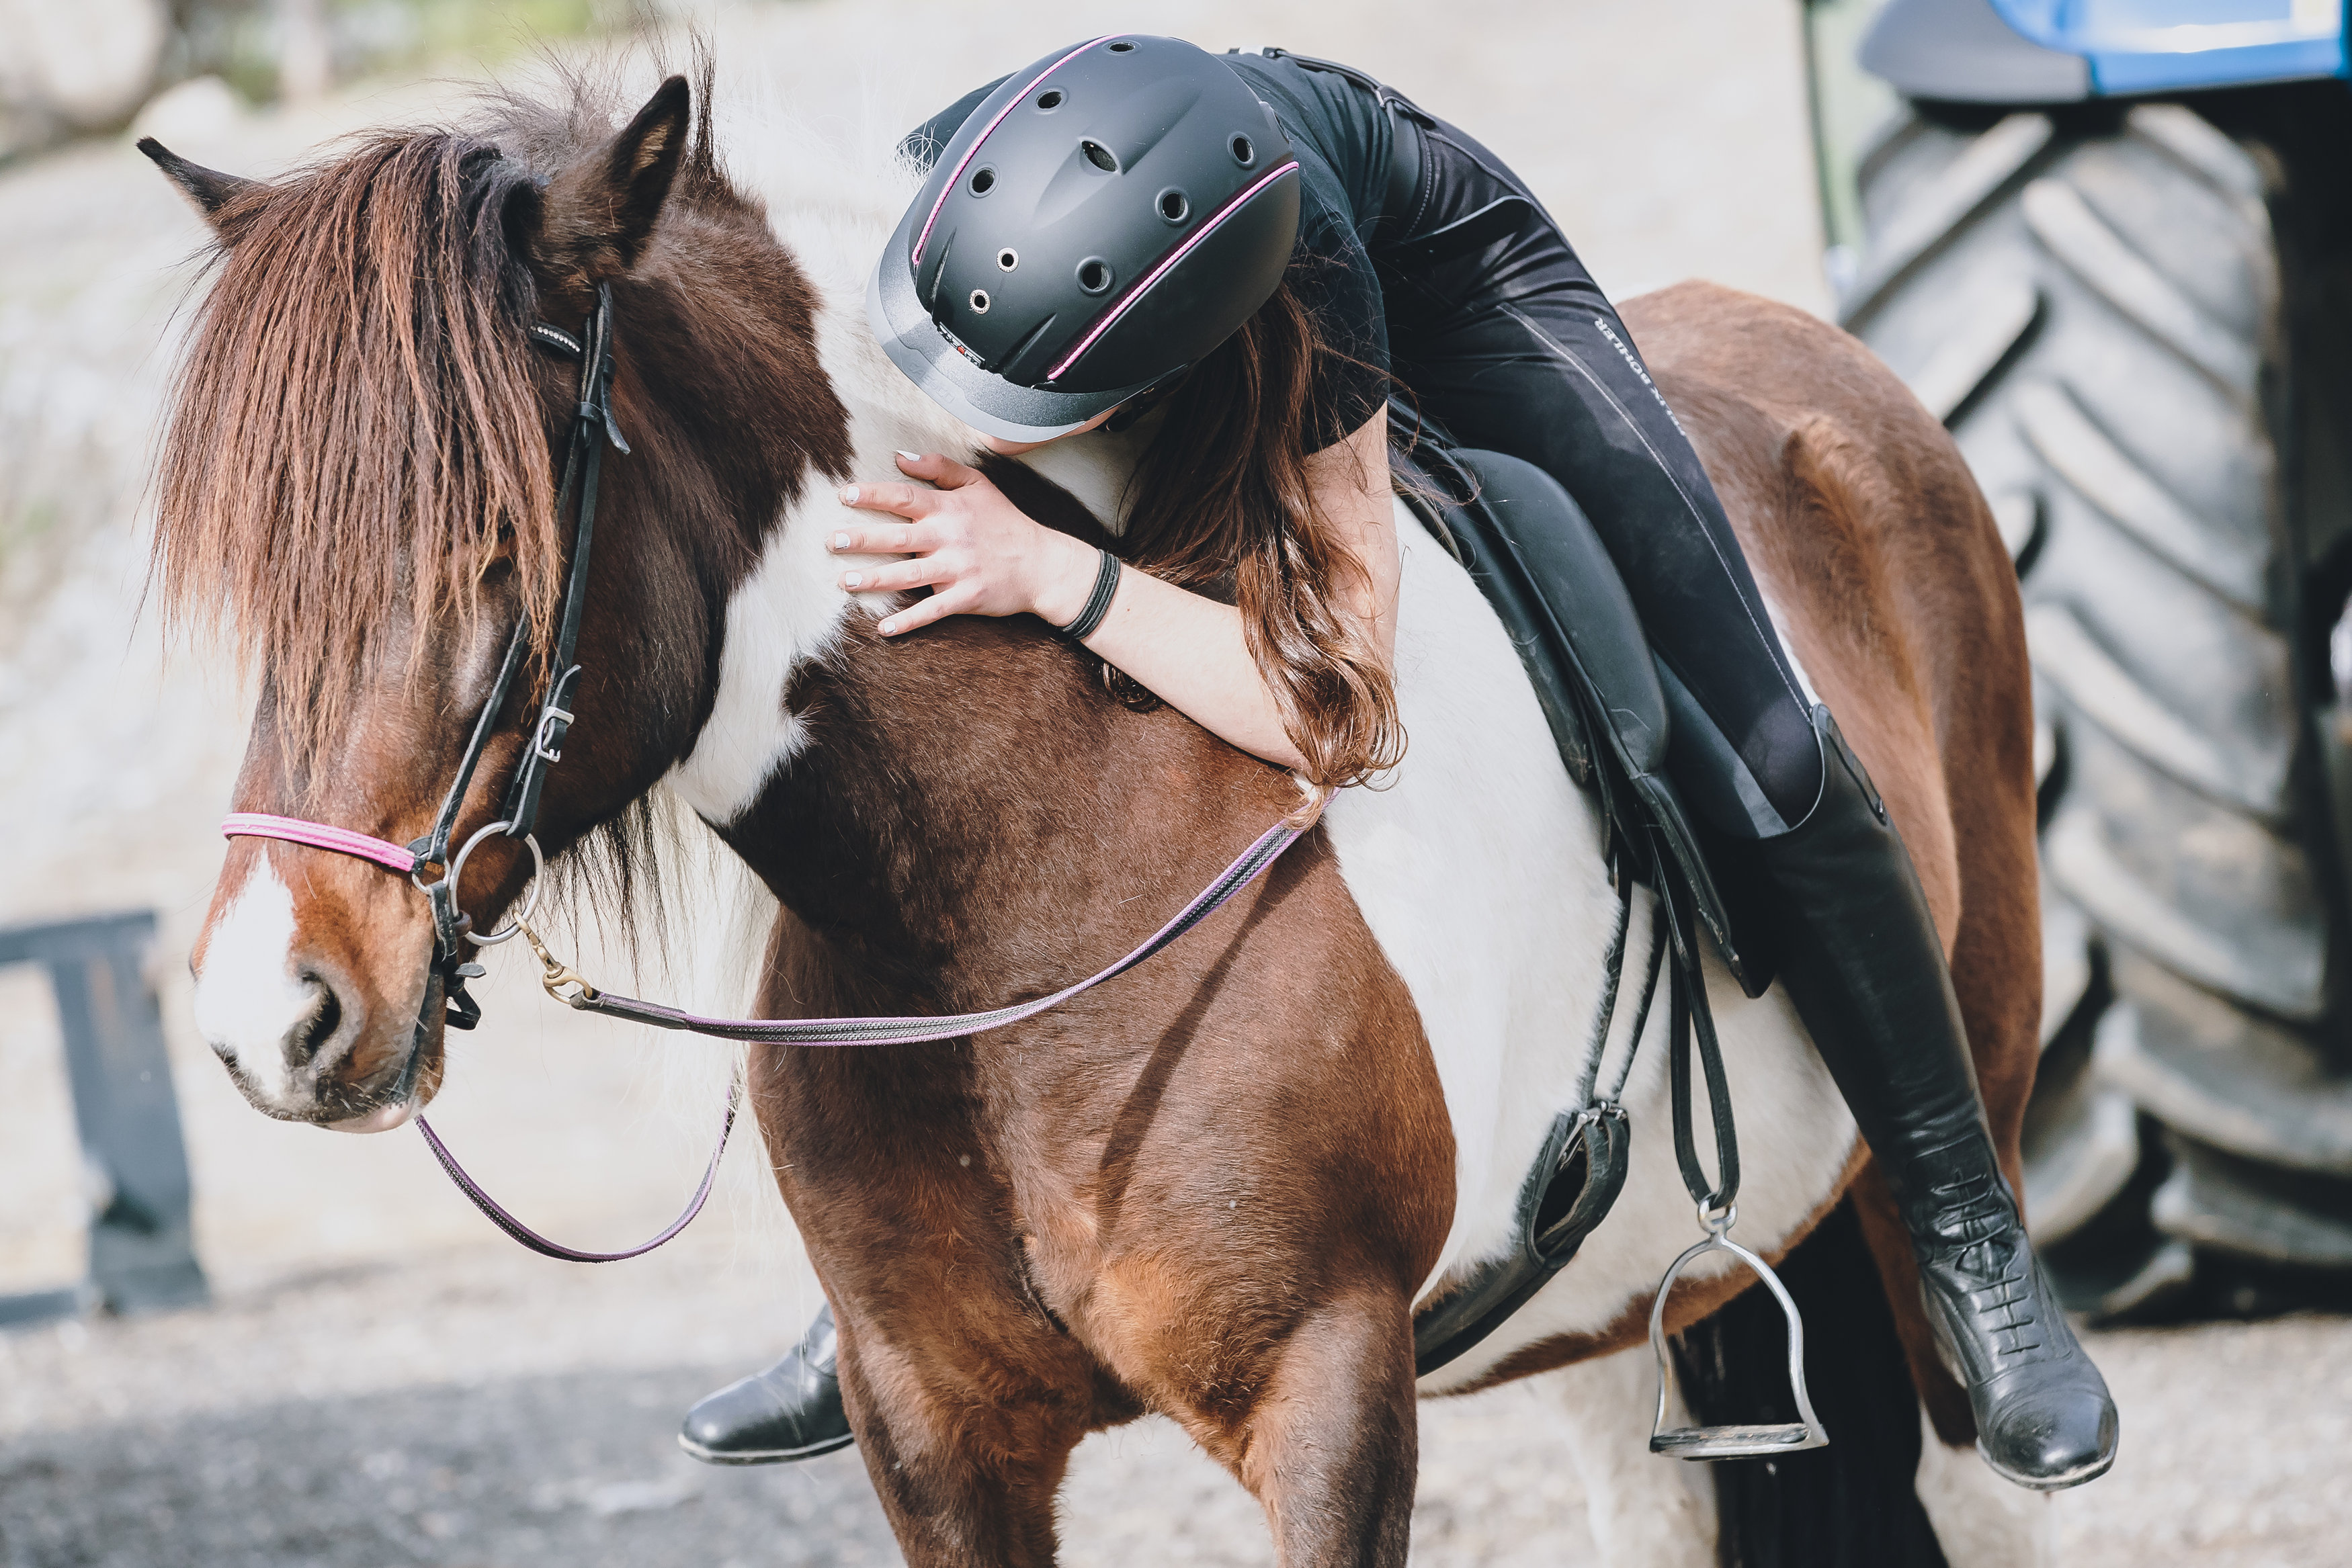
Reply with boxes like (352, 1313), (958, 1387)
(1120, 277), (1404, 789)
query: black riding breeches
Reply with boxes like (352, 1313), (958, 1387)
(1376, 117), (1824, 838)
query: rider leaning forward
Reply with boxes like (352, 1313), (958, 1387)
(675, 38), (2117, 1491)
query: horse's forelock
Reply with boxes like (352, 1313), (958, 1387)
(153, 124), (566, 792)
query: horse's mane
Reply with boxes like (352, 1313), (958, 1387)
(149, 64), (739, 788)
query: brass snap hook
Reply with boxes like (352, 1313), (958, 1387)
(517, 922), (598, 1008)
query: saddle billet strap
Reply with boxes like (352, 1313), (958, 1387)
(505, 281), (626, 843)
(1572, 869), (1636, 1108)
(1656, 841), (1740, 1214)
(1412, 1102), (1631, 1376)
(1413, 869), (1643, 1377)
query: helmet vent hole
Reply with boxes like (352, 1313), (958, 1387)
(1081, 139), (1119, 173)
(997, 248), (1019, 271)
(1036, 89), (1064, 110)
(1230, 134), (1255, 167)
(969, 166), (996, 195)
(1107, 39), (1135, 52)
(1158, 189), (1190, 223)
(1077, 259), (1113, 295)
(969, 289), (991, 314)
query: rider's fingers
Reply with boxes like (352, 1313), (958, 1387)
(876, 588), (966, 638)
(838, 481), (939, 521)
(895, 449), (986, 490)
(827, 520), (927, 556)
(839, 557), (943, 595)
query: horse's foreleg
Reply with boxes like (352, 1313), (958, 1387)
(1542, 1345), (1718, 1567)
(833, 1309), (1093, 1568)
(1218, 1287), (1421, 1568)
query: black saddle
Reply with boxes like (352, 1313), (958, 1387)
(1390, 408), (1773, 1376)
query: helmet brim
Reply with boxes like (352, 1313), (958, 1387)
(867, 216), (1163, 445)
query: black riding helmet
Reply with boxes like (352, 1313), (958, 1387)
(867, 35), (1304, 442)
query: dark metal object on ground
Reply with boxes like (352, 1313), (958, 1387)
(0, 910), (207, 1323)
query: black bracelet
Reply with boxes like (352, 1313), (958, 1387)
(1055, 548), (1123, 643)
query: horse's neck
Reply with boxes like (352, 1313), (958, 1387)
(661, 189), (1266, 992)
(734, 620), (1280, 1006)
(660, 401), (1273, 996)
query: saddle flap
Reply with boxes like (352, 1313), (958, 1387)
(1396, 427), (1775, 995)
(1393, 449), (1595, 788)
(1410, 1104), (1630, 1377)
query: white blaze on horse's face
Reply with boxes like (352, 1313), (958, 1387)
(190, 854), (421, 1129)
(190, 859), (324, 1114)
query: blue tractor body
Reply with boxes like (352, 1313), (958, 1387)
(1860, 0), (2347, 101)
(1810, 0), (2352, 1314)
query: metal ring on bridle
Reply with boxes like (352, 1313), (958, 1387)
(428, 819), (544, 946)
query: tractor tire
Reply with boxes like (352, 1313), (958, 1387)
(1840, 90), (2352, 1317)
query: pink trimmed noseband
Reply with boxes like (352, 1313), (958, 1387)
(223, 813), (418, 875)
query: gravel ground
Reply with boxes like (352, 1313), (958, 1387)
(3, 3), (2349, 1564)
(5, 1246), (2352, 1567)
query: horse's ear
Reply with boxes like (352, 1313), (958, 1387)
(523, 75), (692, 296)
(138, 138), (259, 233)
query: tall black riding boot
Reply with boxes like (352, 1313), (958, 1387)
(677, 1303), (855, 1465)
(1757, 707), (2117, 1491)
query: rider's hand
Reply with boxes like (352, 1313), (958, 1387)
(831, 451), (1099, 637)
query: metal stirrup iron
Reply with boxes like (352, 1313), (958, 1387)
(1642, 850), (1829, 1461)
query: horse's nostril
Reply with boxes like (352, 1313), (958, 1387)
(290, 974), (341, 1066)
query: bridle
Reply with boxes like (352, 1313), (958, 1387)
(217, 281), (1316, 1260)
(226, 281), (624, 1086)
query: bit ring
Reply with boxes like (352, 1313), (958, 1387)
(437, 820), (544, 946)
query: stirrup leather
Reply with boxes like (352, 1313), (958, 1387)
(1647, 1204), (1829, 1460)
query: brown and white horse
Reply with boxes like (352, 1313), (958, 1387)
(157, 69), (2050, 1567)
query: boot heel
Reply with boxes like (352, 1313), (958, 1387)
(1647, 1204), (1830, 1460)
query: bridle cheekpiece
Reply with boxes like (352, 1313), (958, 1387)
(222, 281), (626, 1062)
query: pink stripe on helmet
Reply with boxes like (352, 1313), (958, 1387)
(223, 812), (418, 874)
(910, 36), (1113, 269)
(1046, 159), (1300, 384)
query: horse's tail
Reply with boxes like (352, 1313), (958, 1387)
(1675, 1198), (1951, 1567)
